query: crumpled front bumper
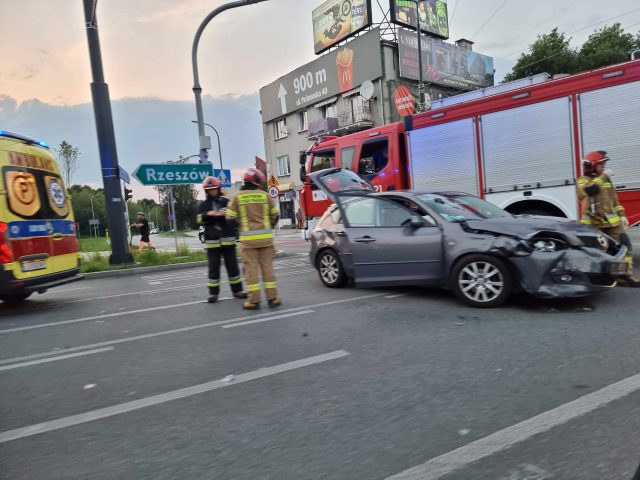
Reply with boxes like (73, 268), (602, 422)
(510, 246), (628, 298)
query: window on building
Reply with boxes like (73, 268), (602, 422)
(358, 138), (389, 179)
(298, 110), (308, 132)
(277, 155), (291, 177)
(274, 118), (288, 139)
(310, 149), (336, 172)
(321, 103), (338, 119)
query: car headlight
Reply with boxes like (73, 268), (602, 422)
(530, 238), (566, 252)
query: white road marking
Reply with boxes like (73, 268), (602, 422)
(0, 292), (387, 362)
(385, 370), (640, 480)
(0, 347), (114, 372)
(385, 293), (408, 299)
(142, 268), (315, 285)
(0, 350), (350, 444)
(55, 286), (91, 293)
(0, 301), (204, 334)
(222, 310), (314, 328)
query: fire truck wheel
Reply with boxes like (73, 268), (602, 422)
(451, 254), (512, 308)
(317, 250), (347, 288)
(0, 292), (32, 305)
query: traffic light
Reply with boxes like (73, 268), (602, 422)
(124, 187), (133, 201)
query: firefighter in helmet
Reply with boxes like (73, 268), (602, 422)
(196, 176), (247, 303)
(577, 150), (640, 286)
(226, 168), (282, 310)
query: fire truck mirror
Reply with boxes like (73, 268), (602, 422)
(300, 165), (307, 183)
(299, 152), (307, 165)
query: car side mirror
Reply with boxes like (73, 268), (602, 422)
(409, 216), (425, 228)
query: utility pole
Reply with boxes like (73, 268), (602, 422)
(83, 0), (133, 264)
(192, 0), (268, 164)
(411, 0), (427, 112)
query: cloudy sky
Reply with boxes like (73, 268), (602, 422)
(1, 0), (639, 198)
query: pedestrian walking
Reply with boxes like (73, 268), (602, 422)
(577, 150), (640, 286)
(196, 177), (247, 303)
(296, 208), (304, 229)
(130, 212), (155, 253)
(226, 168), (281, 310)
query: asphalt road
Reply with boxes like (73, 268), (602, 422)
(2, 244), (640, 480)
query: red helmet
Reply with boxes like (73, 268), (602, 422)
(243, 168), (266, 186)
(582, 150), (609, 174)
(202, 176), (221, 190)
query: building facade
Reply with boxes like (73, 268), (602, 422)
(259, 28), (493, 226)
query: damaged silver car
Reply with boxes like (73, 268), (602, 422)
(308, 168), (629, 307)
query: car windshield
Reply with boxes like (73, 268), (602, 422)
(319, 169), (375, 194)
(418, 193), (511, 222)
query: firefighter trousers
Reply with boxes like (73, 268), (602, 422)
(207, 245), (243, 296)
(241, 245), (278, 303)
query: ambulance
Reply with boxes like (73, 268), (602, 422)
(0, 130), (83, 305)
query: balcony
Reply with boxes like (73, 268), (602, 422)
(308, 105), (375, 139)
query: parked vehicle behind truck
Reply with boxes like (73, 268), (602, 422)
(300, 59), (640, 235)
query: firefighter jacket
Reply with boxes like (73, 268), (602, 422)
(226, 187), (280, 248)
(196, 196), (237, 247)
(577, 172), (626, 228)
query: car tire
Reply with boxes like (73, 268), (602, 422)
(0, 292), (32, 305)
(317, 250), (347, 288)
(451, 255), (512, 308)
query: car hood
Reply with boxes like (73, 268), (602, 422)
(464, 216), (596, 241)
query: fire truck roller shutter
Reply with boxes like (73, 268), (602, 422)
(480, 96), (576, 193)
(579, 80), (640, 191)
(407, 118), (479, 196)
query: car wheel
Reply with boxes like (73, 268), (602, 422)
(0, 292), (32, 305)
(451, 255), (512, 308)
(317, 250), (347, 288)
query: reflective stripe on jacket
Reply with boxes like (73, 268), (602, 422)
(226, 189), (279, 248)
(577, 173), (625, 228)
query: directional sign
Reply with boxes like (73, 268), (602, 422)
(133, 164), (213, 186)
(268, 186), (280, 198)
(213, 169), (232, 188)
(119, 166), (130, 184)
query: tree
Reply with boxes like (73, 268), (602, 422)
(55, 141), (80, 187)
(577, 23), (640, 71)
(154, 185), (199, 230)
(504, 28), (578, 82)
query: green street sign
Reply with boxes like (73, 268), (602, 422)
(132, 163), (213, 185)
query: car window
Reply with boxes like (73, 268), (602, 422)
(318, 169), (375, 194)
(342, 196), (415, 228)
(418, 193), (510, 222)
(340, 146), (356, 170)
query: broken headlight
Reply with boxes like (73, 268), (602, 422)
(529, 238), (567, 252)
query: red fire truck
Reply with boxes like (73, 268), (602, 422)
(300, 59), (640, 234)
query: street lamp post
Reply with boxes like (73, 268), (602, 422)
(192, 0), (268, 164)
(191, 120), (224, 173)
(90, 193), (100, 238)
(410, 0), (427, 112)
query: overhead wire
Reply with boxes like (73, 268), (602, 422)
(449, 0), (462, 23)
(470, 0), (510, 40)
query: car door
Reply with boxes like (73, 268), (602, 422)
(340, 196), (443, 286)
(308, 168), (443, 287)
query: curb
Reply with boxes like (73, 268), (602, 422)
(83, 250), (288, 280)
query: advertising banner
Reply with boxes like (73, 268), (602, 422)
(260, 28), (382, 123)
(390, 0), (449, 40)
(398, 29), (494, 90)
(313, 0), (372, 54)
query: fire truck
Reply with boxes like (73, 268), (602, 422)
(299, 59), (640, 234)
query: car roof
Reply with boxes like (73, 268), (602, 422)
(374, 189), (474, 198)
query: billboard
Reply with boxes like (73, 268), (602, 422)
(398, 29), (494, 90)
(390, 0), (449, 40)
(313, 0), (373, 54)
(260, 28), (382, 123)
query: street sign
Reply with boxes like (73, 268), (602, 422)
(89, 219), (100, 226)
(132, 163), (213, 186)
(213, 169), (232, 188)
(268, 186), (280, 198)
(119, 166), (130, 184)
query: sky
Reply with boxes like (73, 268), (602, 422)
(1, 0), (639, 198)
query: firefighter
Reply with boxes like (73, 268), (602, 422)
(196, 176), (247, 303)
(226, 168), (281, 310)
(577, 150), (640, 286)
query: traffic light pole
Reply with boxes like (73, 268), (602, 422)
(83, 0), (133, 264)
